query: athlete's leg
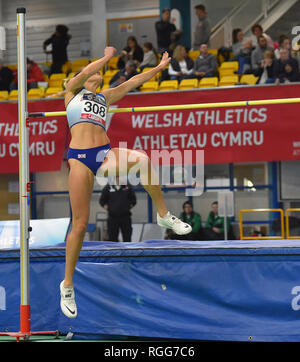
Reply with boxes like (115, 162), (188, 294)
(100, 148), (168, 217)
(64, 159), (94, 286)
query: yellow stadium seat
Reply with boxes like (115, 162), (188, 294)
(45, 87), (64, 97)
(179, 78), (198, 90)
(159, 80), (178, 91)
(240, 74), (259, 85)
(27, 88), (44, 99)
(67, 72), (75, 79)
(199, 77), (219, 88)
(103, 69), (119, 84)
(188, 50), (200, 60)
(219, 75), (239, 87)
(142, 67), (161, 81)
(107, 56), (119, 70)
(49, 73), (66, 88)
(101, 83), (110, 90)
(8, 90), (18, 100)
(0, 90), (8, 101)
(71, 58), (90, 72)
(208, 49), (218, 57)
(61, 61), (72, 74)
(7, 64), (17, 71)
(219, 61), (239, 73)
(140, 81), (159, 92)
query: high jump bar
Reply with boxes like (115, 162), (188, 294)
(27, 97), (300, 117)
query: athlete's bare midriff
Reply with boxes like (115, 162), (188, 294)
(69, 122), (110, 149)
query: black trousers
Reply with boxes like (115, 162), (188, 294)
(107, 215), (132, 242)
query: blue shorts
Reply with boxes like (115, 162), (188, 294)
(67, 144), (111, 175)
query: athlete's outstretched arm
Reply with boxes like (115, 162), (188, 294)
(66, 46), (116, 93)
(102, 52), (171, 105)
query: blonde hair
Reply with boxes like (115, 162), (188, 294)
(172, 45), (186, 61)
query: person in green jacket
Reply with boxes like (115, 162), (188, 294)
(178, 201), (204, 240)
(165, 200), (204, 240)
(204, 201), (231, 240)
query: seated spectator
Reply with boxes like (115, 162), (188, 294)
(232, 28), (253, 73)
(274, 35), (294, 59)
(204, 201), (231, 241)
(109, 60), (139, 89)
(258, 50), (276, 84)
(274, 48), (300, 83)
(194, 43), (217, 79)
(11, 58), (44, 90)
(117, 36), (144, 69)
(251, 23), (274, 49)
(139, 42), (158, 70)
(0, 59), (14, 91)
(27, 58), (45, 88)
(251, 35), (272, 76)
(168, 45), (195, 82)
(167, 201), (203, 241)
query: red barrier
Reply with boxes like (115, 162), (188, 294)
(0, 84), (300, 173)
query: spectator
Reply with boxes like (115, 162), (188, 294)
(99, 176), (137, 242)
(231, 28), (253, 73)
(274, 48), (300, 83)
(168, 45), (194, 82)
(193, 4), (211, 49)
(43, 24), (71, 75)
(117, 36), (144, 69)
(257, 50), (276, 84)
(194, 43), (217, 79)
(109, 60), (139, 89)
(139, 42), (158, 70)
(251, 35), (272, 76)
(179, 201), (203, 240)
(12, 58), (44, 90)
(27, 58), (45, 89)
(274, 35), (293, 59)
(155, 8), (176, 54)
(166, 201), (203, 241)
(204, 201), (231, 240)
(0, 59), (13, 91)
(251, 23), (274, 49)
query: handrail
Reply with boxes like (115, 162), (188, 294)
(239, 208), (284, 240)
(285, 208), (300, 239)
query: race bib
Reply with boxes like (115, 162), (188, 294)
(80, 93), (107, 126)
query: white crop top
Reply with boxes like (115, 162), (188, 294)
(66, 88), (108, 130)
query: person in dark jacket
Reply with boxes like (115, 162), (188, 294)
(109, 60), (139, 90)
(155, 8), (176, 53)
(168, 45), (195, 82)
(117, 36), (144, 69)
(0, 59), (13, 91)
(99, 177), (137, 242)
(274, 48), (300, 83)
(43, 24), (71, 75)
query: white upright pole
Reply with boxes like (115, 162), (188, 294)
(17, 7), (31, 334)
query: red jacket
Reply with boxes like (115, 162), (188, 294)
(27, 62), (44, 83)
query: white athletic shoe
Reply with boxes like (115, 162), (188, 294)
(60, 281), (77, 318)
(157, 211), (192, 235)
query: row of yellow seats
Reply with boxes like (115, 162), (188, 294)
(139, 74), (258, 92)
(0, 87), (65, 101)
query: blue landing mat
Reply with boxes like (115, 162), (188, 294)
(1, 239), (300, 341)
